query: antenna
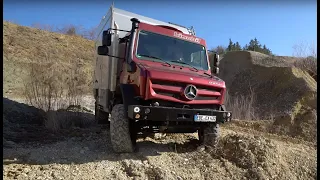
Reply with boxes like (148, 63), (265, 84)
(168, 22), (196, 36)
(188, 26), (196, 36)
(168, 22), (188, 29)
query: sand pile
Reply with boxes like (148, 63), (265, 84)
(219, 51), (317, 142)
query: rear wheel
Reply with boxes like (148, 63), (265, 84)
(110, 104), (136, 153)
(198, 123), (220, 148)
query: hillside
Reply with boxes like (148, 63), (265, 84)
(3, 22), (317, 180)
(3, 21), (95, 97)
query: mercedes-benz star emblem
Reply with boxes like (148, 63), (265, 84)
(184, 85), (198, 100)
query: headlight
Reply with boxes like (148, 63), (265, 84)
(133, 107), (140, 113)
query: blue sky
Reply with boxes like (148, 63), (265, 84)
(4, 0), (317, 56)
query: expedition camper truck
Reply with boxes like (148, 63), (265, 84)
(94, 6), (232, 153)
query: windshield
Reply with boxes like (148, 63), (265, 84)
(135, 30), (209, 70)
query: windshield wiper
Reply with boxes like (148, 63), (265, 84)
(204, 72), (213, 78)
(169, 60), (198, 72)
(138, 54), (171, 66)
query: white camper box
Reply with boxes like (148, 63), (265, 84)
(94, 5), (196, 112)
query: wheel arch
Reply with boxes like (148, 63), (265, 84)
(119, 84), (140, 112)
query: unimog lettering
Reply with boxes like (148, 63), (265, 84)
(174, 31), (201, 43)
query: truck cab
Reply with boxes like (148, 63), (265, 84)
(94, 6), (232, 153)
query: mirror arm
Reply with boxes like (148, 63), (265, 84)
(107, 55), (125, 60)
(108, 28), (131, 33)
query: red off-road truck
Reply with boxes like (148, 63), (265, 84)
(94, 5), (232, 153)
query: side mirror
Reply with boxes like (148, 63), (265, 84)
(213, 53), (220, 67)
(102, 31), (112, 46)
(97, 45), (109, 55)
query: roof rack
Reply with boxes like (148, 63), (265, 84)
(168, 22), (196, 36)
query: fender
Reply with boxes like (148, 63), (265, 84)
(120, 84), (140, 112)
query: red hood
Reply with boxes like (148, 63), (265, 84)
(138, 62), (226, 88)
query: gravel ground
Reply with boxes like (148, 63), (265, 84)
(3, 97), (317, 180)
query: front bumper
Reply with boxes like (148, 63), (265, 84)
(128, 105), (232, 123)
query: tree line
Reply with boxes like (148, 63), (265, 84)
(212, 38), (273, 56)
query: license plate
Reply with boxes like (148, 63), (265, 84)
(194, 115), (216, 122)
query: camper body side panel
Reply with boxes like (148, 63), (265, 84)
(112, 7), (191, 37)
(94, 7), (114, 112)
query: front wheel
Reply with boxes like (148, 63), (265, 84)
(198, 123), (220, 149)
(110, 104), (136, 153)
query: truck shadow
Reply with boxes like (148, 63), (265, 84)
(3, 97), (201, 166)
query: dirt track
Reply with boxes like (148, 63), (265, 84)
(3, 98), (317, 180)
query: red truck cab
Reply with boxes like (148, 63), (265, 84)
(97, 17), (232, 153)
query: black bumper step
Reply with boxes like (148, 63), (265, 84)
(128, 105), (232, 123)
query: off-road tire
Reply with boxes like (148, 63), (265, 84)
(110, 104), (136, 153)
(198, 123), (220, 148)
(95, 101), (109, 124)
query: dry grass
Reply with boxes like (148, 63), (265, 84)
(3, 21), (95, 97)
(3, 21), (96, 131)
(224, 89), (260, 121)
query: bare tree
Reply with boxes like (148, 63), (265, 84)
(30, 22), (99, 40)
(22, 47), (92, 131)
(56, 24), (85, 36)
(5, 19), (18, 24)
(212, 45), (227, 55)
(83, 26), (98, 40)
(292, 41), (317, 81)
(31, 23), (55, 32)
(292, 41), (317, 58)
